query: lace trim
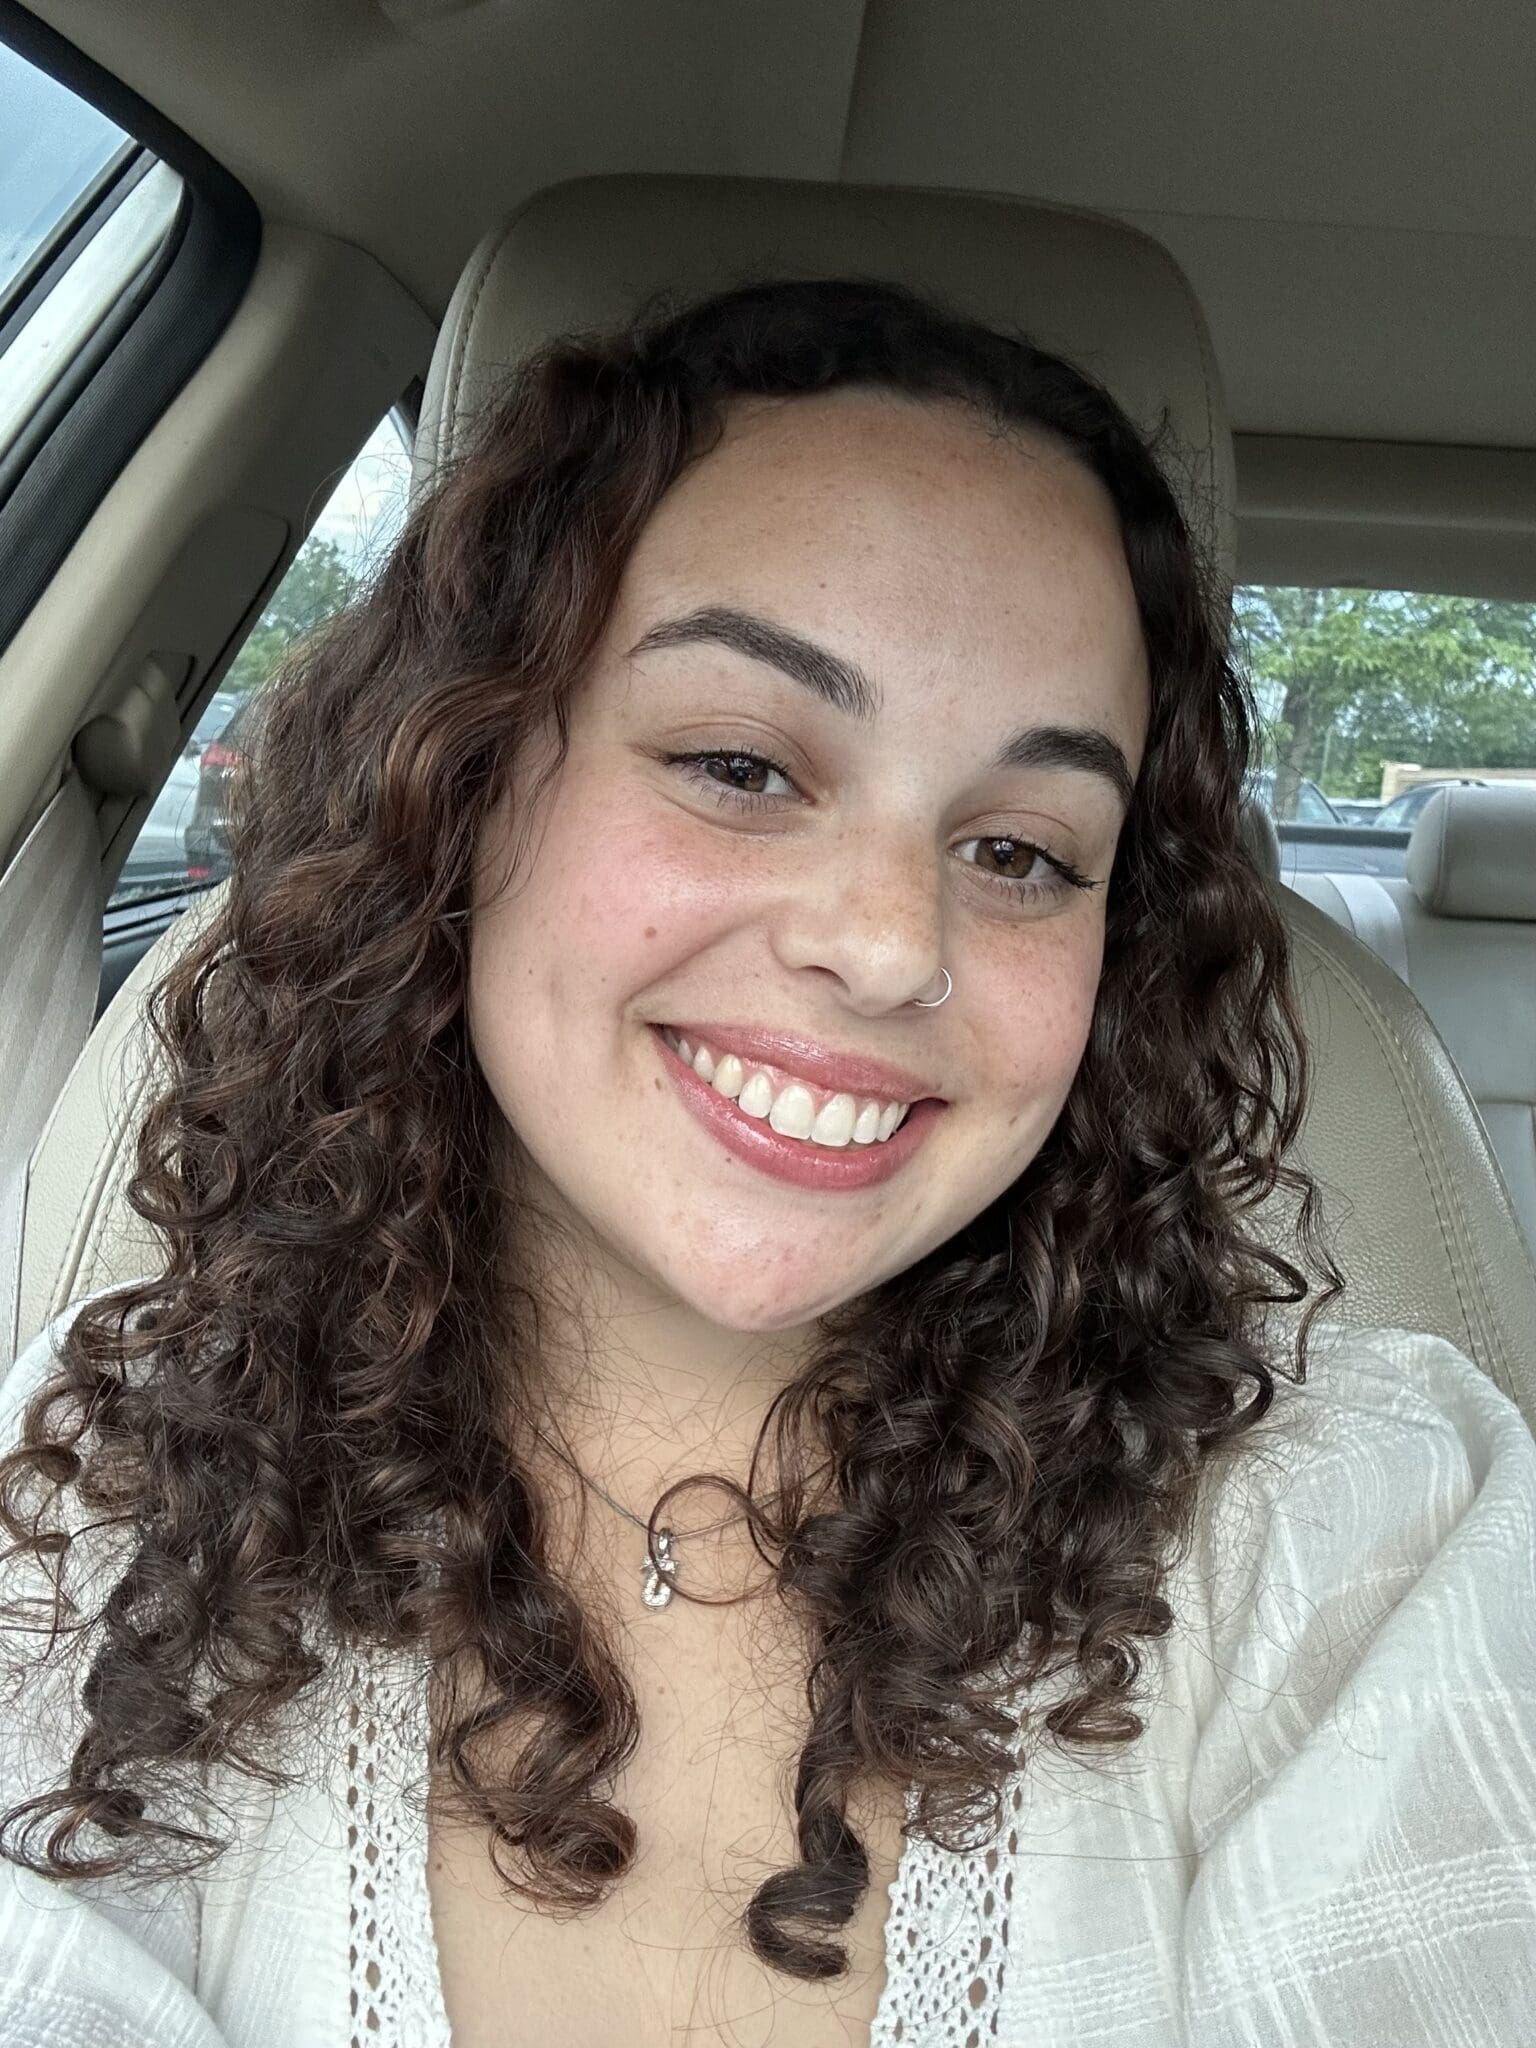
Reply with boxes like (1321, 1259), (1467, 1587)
(342, 1645), (1018, 2047)
(343, 1642), (452, 2048)
(879, 1782), (1024, 2047)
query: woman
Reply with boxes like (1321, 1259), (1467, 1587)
(1, 278), (1532, 2047)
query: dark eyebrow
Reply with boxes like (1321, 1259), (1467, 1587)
(629, 603), (1136, 813)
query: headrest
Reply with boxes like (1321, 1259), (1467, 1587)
(413, 174), (1234, 578)
(1406, 783), (1536, 920)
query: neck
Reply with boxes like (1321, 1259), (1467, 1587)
(506, 1189), (821, 1534)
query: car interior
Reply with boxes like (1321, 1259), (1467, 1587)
(2, 1), (1534, 1438)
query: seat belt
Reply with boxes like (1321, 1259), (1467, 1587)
(1330, 872), (1412, 985)
(0, 772), (103, 1377)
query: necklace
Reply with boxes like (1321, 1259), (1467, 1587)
(530, 1428), (754, 1609)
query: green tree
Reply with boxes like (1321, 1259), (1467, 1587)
(1234, 587), (1536, 811)
(225, 534), (361, 696)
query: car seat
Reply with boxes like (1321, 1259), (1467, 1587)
(1285, 782), (1536, 1260)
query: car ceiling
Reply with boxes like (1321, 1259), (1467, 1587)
(20, 0), (1536, 450)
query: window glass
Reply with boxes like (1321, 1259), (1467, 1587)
(0, 40), (182, 462)
(0, 41), (128, 301)
(110, 411), (414, 909)
(1234, 586), (1536, 877)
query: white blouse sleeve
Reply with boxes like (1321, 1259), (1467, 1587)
(0, 1303), (232, 2048)
(1180, 1323), (1536, 2044)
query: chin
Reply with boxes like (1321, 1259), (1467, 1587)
(653, 1257), (862, 1334)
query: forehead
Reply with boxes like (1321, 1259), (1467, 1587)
(609, 390), (1149, 747)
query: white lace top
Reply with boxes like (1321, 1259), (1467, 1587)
(3, 1304), (1535, 2046)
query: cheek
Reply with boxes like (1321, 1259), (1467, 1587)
(969, 921), (1105, 1108)
(469, 777), (748, 1017)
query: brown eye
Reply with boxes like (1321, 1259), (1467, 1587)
(955, 836), (1098, 905)
(664, 748), (797, 804)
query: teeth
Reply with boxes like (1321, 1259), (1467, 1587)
(810, 1093), (857, 1148)
(737, 1071), (774, 1118)
(662, 1029), (912, 1150)
(767, 1083), (816, 1140)
(851, 1100), (882, 1145)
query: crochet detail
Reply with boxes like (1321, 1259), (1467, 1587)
(344, 1642), (452, 2048)
(342, 1644), (1017, 2047)
(876, 1783), (1019, 2046)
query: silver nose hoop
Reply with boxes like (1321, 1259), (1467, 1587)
(910, 967), (952, 1008)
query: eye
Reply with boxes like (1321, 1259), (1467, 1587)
(955, 836), (1099, 905)
(664, 747), (798, 805)
(663, 749), (1102, 907)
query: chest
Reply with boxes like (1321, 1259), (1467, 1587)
(425, 1593), (909, 2048)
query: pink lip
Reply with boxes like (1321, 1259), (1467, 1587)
(657, 1022), (943, 1106)
(652, 1026), (947, 1192)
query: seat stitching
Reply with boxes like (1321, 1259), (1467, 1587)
(1294, 922), (1516, 1402)
(443, 234), (503, 470)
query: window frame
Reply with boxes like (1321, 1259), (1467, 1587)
(0, 1), (261, 657)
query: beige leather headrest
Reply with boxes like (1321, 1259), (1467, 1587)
(413, 174), (1234, 579)
(1406, 783), (1536, 920)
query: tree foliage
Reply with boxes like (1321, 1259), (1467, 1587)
(225, 536), (362, 697)
(1234, 586), (1536, 813)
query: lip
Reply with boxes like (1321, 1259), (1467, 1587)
(652, 1026), (947, 1192)
(656, 1022), (944, 1107)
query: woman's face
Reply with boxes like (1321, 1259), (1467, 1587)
(468, 390), (1149, 1332)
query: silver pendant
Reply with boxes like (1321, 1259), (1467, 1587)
(641, 1527), (677, 1608)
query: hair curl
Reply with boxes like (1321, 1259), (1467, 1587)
(0, 277), (1341, 1981)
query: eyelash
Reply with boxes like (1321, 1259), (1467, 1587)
(662, 748), (1101, 905)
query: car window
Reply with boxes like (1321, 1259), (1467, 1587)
(0, 43), (126, 297)
(1235, 584), (1536, 874)
(108, 410), (413, 909)
(0, 39), (183, 465)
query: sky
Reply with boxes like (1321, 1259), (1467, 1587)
(0, 41), (126, 301)
(306, 414), (414, 574)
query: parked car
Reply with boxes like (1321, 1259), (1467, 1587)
(1328, 797), (1385, 825)
(1241, 768), (1343, 825)
(113, 688), (242, 896)
(183, 689), (261, 883)
(1370, 778), (1487, 829)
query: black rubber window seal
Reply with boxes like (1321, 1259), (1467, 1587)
(0, 2), (262, 658)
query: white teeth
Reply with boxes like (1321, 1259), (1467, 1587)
(662, 1028), (913, 1149)
(810, 1093), (857, 1147)
(766, 1083), (816, 1140)
(737, 1071), (774, 1118)
(851, 1100), (883, 1145)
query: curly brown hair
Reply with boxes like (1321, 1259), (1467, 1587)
(0, 276), (1341, 1982)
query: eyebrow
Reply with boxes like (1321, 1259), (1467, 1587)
(629, 603), (1136, 813)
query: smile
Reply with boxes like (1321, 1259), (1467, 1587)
(651, 1026), (946, 1191)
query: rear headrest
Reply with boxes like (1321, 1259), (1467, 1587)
(1406, 784), (1536, 920)
(413, 174), (1234, 579)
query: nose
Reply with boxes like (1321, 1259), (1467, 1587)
(768, 821), (948, 1016)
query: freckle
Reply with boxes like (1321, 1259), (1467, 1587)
(643, 926), (657, 939)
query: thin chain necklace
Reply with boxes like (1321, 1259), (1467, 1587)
(531, 1430), (840, 1610)
(530, 1426), (758, 1610)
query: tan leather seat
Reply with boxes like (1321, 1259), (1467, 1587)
(1286, 783), (1536, 1259)
(17, 175), (1536, 1428)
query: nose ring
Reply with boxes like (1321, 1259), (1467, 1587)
(910, 967), (952, 1008)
